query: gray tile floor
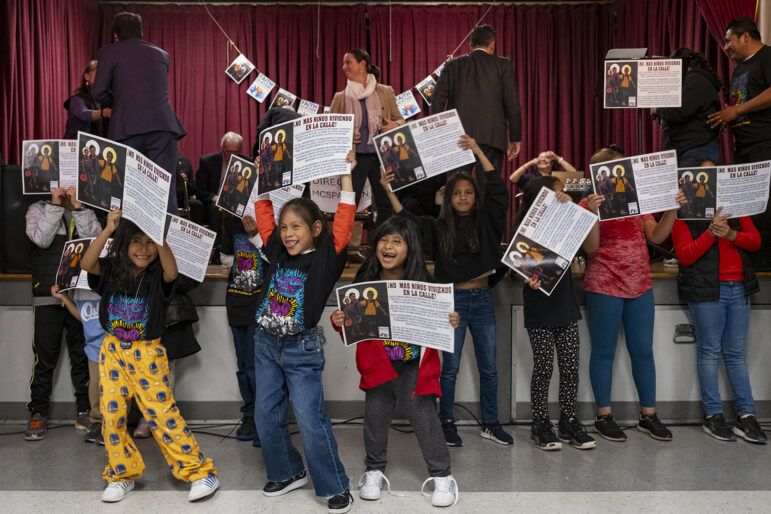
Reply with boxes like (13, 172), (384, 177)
(0, 420), (768, 512)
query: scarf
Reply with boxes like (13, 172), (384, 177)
(344, 74), (382, 145)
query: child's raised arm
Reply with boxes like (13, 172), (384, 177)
(51, 285), (81, 320)
(81, 209), (121, 275)
(157, 239), (179, 283)
(380, 167), (405, 213)
(332, 151), (358, 253)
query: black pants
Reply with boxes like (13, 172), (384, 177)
(353, 153), (392, 227)
(28, 304), (90, 416)
(735, 142), (771, 271)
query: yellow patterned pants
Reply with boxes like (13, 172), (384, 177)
(99, 334), (217, 483)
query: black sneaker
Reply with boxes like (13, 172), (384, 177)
(97, 430), (105, 445)
(733, 415), (767, 444)
(481, 422), (514, 445)
(262, 470), (308, 497)
(703, 414), (736, 442)
(558, 415), (597, 450)
(252, 431), (261, 448)
(441, 420), (463, 447)
(594, 414), (626, 442)
(236, 416), (256, 441)
(24, 413), (47, 441)
(84, 422), (102, 443)
(75, 410), (90, 430)
(637, 413), (673, 441)
(530, 419), (562, 450)
(327, 489), (353, 514)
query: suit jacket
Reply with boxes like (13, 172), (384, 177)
(329, 83), (405, 126)
(195, 153), (223, 204)
(92, 37), (186, 142)
(431, 50), (521, 152)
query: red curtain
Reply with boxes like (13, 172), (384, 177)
(695, 0), (757, 46)
(1, 0), (100, 164)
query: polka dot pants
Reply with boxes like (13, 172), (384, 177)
(526, 322), (580, 422)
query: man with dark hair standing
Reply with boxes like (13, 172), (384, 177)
(92, 11), (185, 214)
(708, 17), (771, 270)
(431, 24), (522, 184)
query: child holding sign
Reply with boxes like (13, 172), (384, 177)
(515, 177), (600, 451)
(81, 209), (219, 503)
(250, 152), (356, 513)
(331, 215), (460, 507)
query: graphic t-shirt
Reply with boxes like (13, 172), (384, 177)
(730, 45), (771, 147)
(222, 218), (265, 326)
(382, 340), (419, 362)
(88, 259), (174, 342)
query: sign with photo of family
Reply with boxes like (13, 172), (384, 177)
(604, 58), (682, 109)
(502, 187), (597, 296)
(589, 150), (679, 221)
(395, 90), (421, 120)
(215, 155), (258, 218)
(225, 53), (255, 84)
(21, 139), (79, 194)
(55, 237), (112, 292)
(76, 132), (171, 245)
(677, 161), (771, 220)
(336, 280), (455, 352)
(256, 113), (354, 194)
(373, 109), (475, 192)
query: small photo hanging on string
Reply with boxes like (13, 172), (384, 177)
(395, 91), (421, 120)
(323, 106), (331, 114)
(226, 54), (255, 84)
(297, 99), (320, 117)
(247, 73), (276, 102)
(433, 61), (447, 78)
(416, 76), (436, 105)
(269, 88), (297, 110)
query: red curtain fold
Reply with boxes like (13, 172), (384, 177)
(694, 0), (757, 47)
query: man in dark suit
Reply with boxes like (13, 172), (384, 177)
(92, 11), (186, 214)
(431, 25), (522, 183)
(196, 132), (244, 237)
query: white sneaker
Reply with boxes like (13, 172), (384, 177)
(357, 470), (390, 500)
(101, 481), (135, 502)
(189, 476), (220, 501)
(421, 475), (459, 507)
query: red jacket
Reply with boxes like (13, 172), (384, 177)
(331, 320), (442, 396)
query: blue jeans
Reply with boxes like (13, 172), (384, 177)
(585, 290), (656, 409)
(688, 282), (755, 417)
(230, 324), (256, 418)
(253, 327), (348, 497)
(677, 139), (720, 167)
(439, 288), (499, 424)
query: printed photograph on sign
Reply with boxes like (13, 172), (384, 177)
(269, 88), (297, 109)
(377, 129), (424, 189)
(502, 233), (568, 295)
(339, 283), (390, 342)
(678, 168), (716, 219)
(217, 155), (259, 217)
(257, 123), (294, 194)
(77, 133), (126, 211)
(225, 54), (255, 84)
(604, 61), (638, 107)
(22, 140), (60, 193)
(591, 158), (638, 219)
(56, 239), (89, 292)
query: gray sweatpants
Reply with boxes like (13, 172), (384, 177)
(363, 359), (451, 477)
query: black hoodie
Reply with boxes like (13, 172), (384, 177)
(657, 67), (721, 154)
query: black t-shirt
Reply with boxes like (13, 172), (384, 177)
(522, 266), (581, 329)
(730, 45), (771, 148)
(255, 229), (347, 336)
(88, 258), (175, 342)
(221, 216), (266, 326)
